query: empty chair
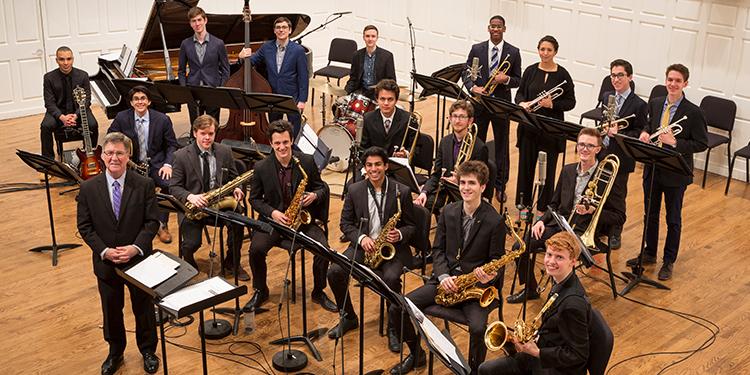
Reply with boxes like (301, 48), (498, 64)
(724, 142), (750, 195)
(699, 95), (737, 188)
(648, 84), (667, 102)
(587, 307), (614, 375)
(311, 38), (357, 104)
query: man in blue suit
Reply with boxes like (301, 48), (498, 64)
(240, 16), (308, 137)
(463, 15), (522, 203)
(108, 86), (179, 244)
(178, 6), (230, 126)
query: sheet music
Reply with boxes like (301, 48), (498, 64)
(125, 252), (180, 288)
(296, 124), (319, 155)
(404, 298), (464, 368)
(159, 277), (234, 312)
(388, 157), (420, 191)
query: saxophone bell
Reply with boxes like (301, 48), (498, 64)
(379, 242), (396, 261)
(484, 320), (510, 352)
(479, 286), (498, 308)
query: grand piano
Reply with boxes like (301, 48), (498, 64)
(90, 0), (312, 119)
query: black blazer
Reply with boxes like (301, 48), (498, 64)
(169, 142), (239, 203)
(43, 67), (94, 119)
(361, 107), (411, 154)
(462, 40), (522, 101)
(423, 134), (489, 197)
(643, 96), (708, 187)
(249, 152), (327, 222)
(107, 108), (179, 171)
(340, 178), (416, 268)
(537, 272), (591, 374)
(345, 47), (396, 95)
(599, 90), (647, 173)
(540, 163), (626, 234)
(432, 200), (505, 280)
(77, 172), (160, 281)
(178, 33), (230, 87)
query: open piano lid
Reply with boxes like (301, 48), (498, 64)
(138, 0), (311, 53)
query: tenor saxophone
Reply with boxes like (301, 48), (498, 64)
(284, 157), (312, 230)
(485, 293), (559, 351)
(365, 191), (401, 269)
(185, 169), (253, 221)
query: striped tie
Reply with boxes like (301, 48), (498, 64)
(112, 181), (121, 219)
(490, 46), (499, 73)
(136, 118), (147, 162)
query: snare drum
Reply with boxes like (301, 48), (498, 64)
(335, 116), (358, 138)
(346, 94), (376, 116)
(318, 124), (354, 172)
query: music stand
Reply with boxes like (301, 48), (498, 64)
(154, 81), (196, 106)
(432, 63), (466, 83)
(532, 113), (585, 143)
(479, 95), (539, 131)
(388, 157), (420, 193)
(113, 78), (172, 109)
(239, 92), (299, 115)
(614, 134), (691, 296)
(16, 150), (83, 266)
(295, 123), (333, 172)
(189, 86), (246, 110)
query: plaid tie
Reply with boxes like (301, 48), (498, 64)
(136, 118), (147, 162)
(490, 46), (499, 72)
(384, 119), (392, 134)
(112, 181), (121, 219)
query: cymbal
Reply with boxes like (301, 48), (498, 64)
(399, 88), (426, 103)
(310, 79), (347, 97)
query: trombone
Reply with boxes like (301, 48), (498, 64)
(526, 80), (566, 112)
(649, 115), (686, 146)
(398, 111), (423, 163)
(429, 123), (478, 216)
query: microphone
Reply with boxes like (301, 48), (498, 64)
(468, 57), (480, 82)
(407, 17), (412, 26)
(332, 11), (352, 15)
(402, 266), (430, 282)
(606, 94), (616, 119)
(537, 151), (547, 188)
(355, 117), (364, 144)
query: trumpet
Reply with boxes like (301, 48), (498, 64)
(597, 114), (634, 135)
(398, 111), (423, 162)
(526, 80), (566, 112)
(482, 53), (511, 95)
(484, 293), (559, 351)
(649, 115), (687, 145)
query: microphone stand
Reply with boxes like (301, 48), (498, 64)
(342, 121), (364, 200)
(294, 12), (350, 45)
(407, 17), (417, 113)
(520, 176), (544, 321)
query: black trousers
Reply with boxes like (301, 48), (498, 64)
(249, 223), (329, 294)
(643, 174), (687, 264)
(475, 109), (510, 191)
(188, 102), (220, 128)
(97, 274), (157, 356)
(149, 170), (171, 225)
(478, 352), (541, 375)
(611, 171), (630, 236)
(327, 244), (404, 318)
(389, 282), (491, 372)
(515, 136), (559, 210)
(40, 112), (99, 159)
(178, 214), (244, 269)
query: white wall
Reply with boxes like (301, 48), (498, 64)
(3, 0), (749, 180)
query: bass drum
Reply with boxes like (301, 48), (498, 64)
(318, 124), (354, 172)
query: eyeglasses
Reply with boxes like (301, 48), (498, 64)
(576, 142), (599, 150)
(610, 72), (627, 79)
(488, 25), (504, 30)
(103, 150), (128, 158)
(450, 114), (469, 120)
(274, 25), (290, 30)
(131, 96), (149, 102)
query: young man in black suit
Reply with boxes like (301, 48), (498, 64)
(169, 115), (248, 279)
(361, 79), (414, 157)
(40, 46), (99, 167)
(242, 120), (336, 313)
(108, 85), (179, 244)
(414, 100), (489, 212)
(345, 24), (396, 99)
(389, 160), (505, 374)
(598, 59), (647, 249)
(77, 132), (159, 375)
(178, 6), (230, 125)
(508, 128), (625, 303)
(327, 147), (416, 344)
(479, 231), (592, 375)
(628, 63), (708, 281)
(463, 15), (522, 202)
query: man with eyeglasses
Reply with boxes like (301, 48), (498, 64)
(596, 59), (647, 249)
(238, 16), (308, 137)
(414, 100), (489, 213)
(108, 85), (179, 244)
(463, 15), (522, 204)
(507, 127), (625, 303)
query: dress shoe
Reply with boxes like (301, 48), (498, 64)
(242, 288), (269, 312)
(39, 172), (47, 182)
(495, 189), (507, 204)
(157, 227), (173, 244)
(609, 233), (621, 250)
(311, 291), (338, 313)
(328, 314), (358, 339)
(389, 348), (426, 374)
(101, 354), (123, 375)
(658, 262), (674, 281)
(506, 289), (540, 304)
(224, 264), (251, 282)
(626, 254), (657, 267)
(388, 328), (402, 353)
(143, 352), (160, 374)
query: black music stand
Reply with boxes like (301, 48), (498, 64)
(295, 123), (333, 172)
(190, 86), (246, 110)
(479, 95), (538, 131)
(154, 81), (196, 106)
(16, 150), (83, 266)
(239, 92), (299, 115)
(614, 134), (691, 296)
(432, 63), (466, 83)
(533, 114), (585, 143)
(113, 78), (173, 109)
(388, 157), (420, 193)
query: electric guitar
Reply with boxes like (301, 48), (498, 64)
(73, 86), (103, 179)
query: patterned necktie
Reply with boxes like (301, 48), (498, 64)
(384, 119), (392, 134)
(112, 181), (121, 219)
(615, 94), (624, 116)
(657, 102), (673, 147)
(490, 46), (499, 73)
(201, 152), (211, 192)
(136, 118), (147, 162)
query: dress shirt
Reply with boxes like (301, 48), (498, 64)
(103, 170), (143, 258)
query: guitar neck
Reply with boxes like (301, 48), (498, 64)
(79, 103), (94, 155)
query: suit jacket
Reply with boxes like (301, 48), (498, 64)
(178, 33), (230, 87)
(432, 200), (505, 280)
(643, 95), (708, 187)
(462, 40), (522, 101)
(345, 47), (396, 95)
(107, 108), (179, 173)
(250, 40), (309, 103)
(599, 90), (647, 173)
(423, 134), (489, 198)
(43, 67), (94, 119)
(249, 152), (327, 222)
(169, 142), (239, 203)
(536, 272), (591, 374)
(361, 107), (411, 153)
(77, 172), (159, 281)
(540, 163), (626, 234)
(340, 178), (416, 268)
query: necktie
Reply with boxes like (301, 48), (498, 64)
(657, 102), (673, 147)
(615, 94), (624, 116)
(201, 152), (211, 192)
(112, 181), (121, 219)
(136, 118), (147, 162)
(490, 46), (499, 73)
(384, 119), (392, 134)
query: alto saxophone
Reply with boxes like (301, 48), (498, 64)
(127, 157), (150, 177)
(185, 169), (254, 221)
(485, 293), (559, 351)
(284, 157), (312, 231)
(435, 211), (526, 307)
(365, 191), (401, 269)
